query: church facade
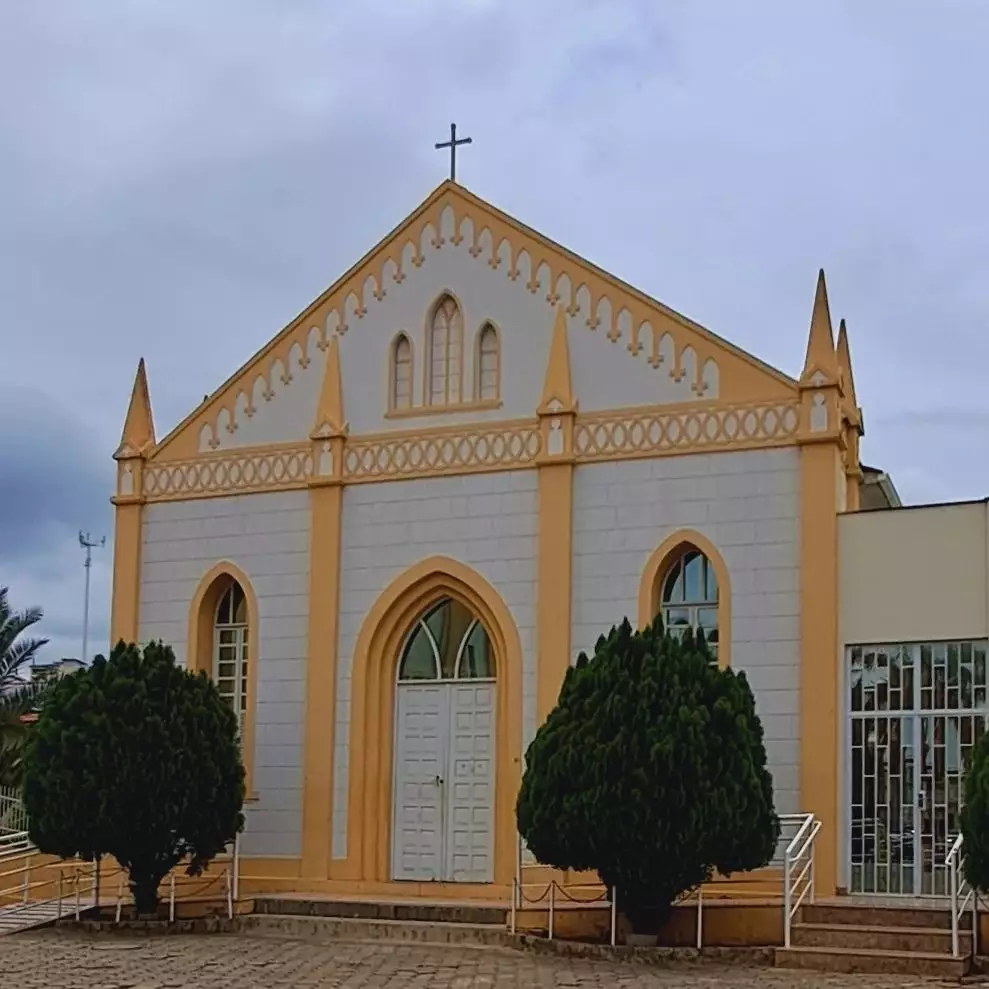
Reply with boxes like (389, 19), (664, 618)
(109, 179), (948, 903)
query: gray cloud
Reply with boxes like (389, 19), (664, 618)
(2, 0), (988, 661)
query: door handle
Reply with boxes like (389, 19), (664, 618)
(435, 775), (444, 786)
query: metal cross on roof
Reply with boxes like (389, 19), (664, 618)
(434, 122), (472, 182)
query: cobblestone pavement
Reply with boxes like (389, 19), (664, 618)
(1, 930), (953, 988)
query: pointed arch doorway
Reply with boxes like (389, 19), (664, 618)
(392, 597), (495, 882)
(345, 556), (522, 889)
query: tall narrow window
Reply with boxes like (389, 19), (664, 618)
(391, 333), (413, 410)
(214, 580), (249, 735)
(659, 547), (719, 660)
(476, 323), (500, 402)
(427, 295), (463, 406)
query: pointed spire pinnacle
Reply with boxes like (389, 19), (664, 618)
(836, 318), (857, 405)
(114, 358), (156, 458)
(311, 335), (346, 437)
(539, 306), (575, 412)
(800, 269), (840, 384)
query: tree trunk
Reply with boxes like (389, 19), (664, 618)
(130, 873), (162, 918)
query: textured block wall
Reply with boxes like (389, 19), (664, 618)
(571, 448), (802, 814)
(332, 470), (539, 860)
(138, 491), (309, 858)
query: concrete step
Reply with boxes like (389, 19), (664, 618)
(776, 945), (969, 978)
(240, 913), (510, 946)
(799, 903), (965, 931)
(252, 897), (506, 926)
(792, 921), (971, 955)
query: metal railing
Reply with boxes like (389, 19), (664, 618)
(0, 788), (27, 835)
(513, 814), (816, 949)
(783, 812), (821, 948)
(946, 833), (978, 959)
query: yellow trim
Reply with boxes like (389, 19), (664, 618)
(338, 556), (522, 885)
(300, 482), (343, 878)
(637, 530), (732, 669)
(149, 181), (796, 462)
(386, 331), (414, 413)
(536, 463), (573, 721)
(799, 441), (842, 896)
(109, 500), (142, 646)
(187, 561), (260, 797)
(141, 397), (803, 502)
(474, 322), (501, 404)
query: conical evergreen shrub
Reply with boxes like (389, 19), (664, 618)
(961, 730), (989, 892)
(517, 616), (779, 929)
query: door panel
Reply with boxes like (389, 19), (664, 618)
(392, 684), (447, 881)
(446, 683), (496, 883)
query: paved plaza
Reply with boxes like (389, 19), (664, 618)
(0, 930), (951, 988)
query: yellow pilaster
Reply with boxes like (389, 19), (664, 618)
(798, 271), (845, 896)
(110, 359), (156, 647)
(535, 307), (576, 723)
(301, 337), (347, 879)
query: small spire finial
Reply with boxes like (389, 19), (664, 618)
(115, 358), (156, 458)
(312, 336), (345, 437)
(539, 306), (575, 412)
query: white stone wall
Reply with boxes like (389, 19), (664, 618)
(571, 448), (802, 815)
(331, 470), (539, 860)
(138, 491), (310, 858)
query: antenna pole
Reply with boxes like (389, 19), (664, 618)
(79, 531), (106, 663)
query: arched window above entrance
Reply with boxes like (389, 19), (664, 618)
(659, 546), (719, 660)
(398, 597), (494, 681)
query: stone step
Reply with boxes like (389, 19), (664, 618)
(799, 903), (965, 931)
(252, 897), (506, 926)
(240, 912), (510, 946)
(792, 921), (971, 955)
(776, 945), (969, 978)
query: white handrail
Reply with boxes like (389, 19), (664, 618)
(783, 813), (821, 948)
(946, 832), (976, 959)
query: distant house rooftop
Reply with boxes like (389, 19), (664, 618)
(859, 464), (902, 511)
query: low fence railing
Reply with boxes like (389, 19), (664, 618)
(0, 833), (241, 924)
(513, 812), (818, 949)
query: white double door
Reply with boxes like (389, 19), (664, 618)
(392, 680), (495, 883)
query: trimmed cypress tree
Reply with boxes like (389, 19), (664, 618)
(517, 616), (779, 929)
(961, 730), (989, 892)
(22, 640), (244, 915)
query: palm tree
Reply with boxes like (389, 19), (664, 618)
(0, 587), (49, 787)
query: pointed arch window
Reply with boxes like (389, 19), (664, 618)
(391, 333), (413, 410)
(427, 295), (463, 406)
(214, 580), (249, 734)
(659, 546), (719, 660)
(475, 323), (500, 402)
(398, 598), (494, 681)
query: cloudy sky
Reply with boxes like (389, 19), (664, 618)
(2, 1), (987, 665)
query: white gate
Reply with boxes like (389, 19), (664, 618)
(848, 640), (989, 895)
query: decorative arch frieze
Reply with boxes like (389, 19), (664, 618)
(150, 182), (796, 462)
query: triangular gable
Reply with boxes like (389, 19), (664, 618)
(151, 180), (797, 461)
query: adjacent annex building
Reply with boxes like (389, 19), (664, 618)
(109, 179), (986, 903)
